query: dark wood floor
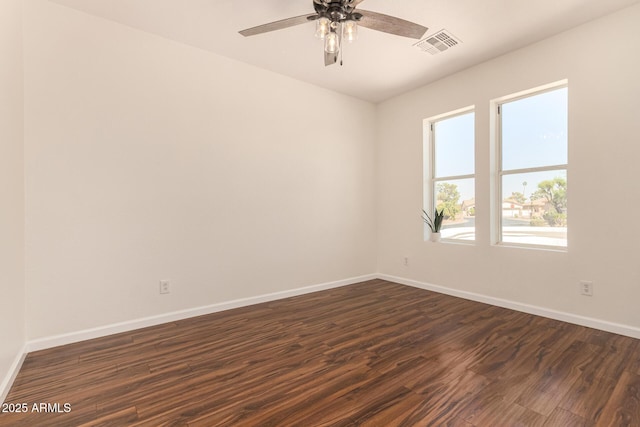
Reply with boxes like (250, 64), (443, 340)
(2, 279), (640, 426)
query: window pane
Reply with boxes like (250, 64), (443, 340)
(434, 112), (474, 177)
(501, 170), (567, 247)
(427, 178), (475, 241)
(502, 87), (567, 170)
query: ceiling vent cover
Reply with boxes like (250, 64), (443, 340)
(415, 29), (461, 55)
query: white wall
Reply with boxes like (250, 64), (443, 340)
(0, 0), (26, 400)
(377, 4), (640, 330)
(23, 0), (376, 340)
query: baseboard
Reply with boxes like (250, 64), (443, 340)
(24, 272), (640, 352)
(379, 273), (640, 339)
(0, 345), (28, 405)
(26, 273), (377, 353)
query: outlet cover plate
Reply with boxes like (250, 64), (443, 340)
(580, 280), (593, 296)
(160, 280), (171, 294)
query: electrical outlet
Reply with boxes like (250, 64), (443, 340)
(403, 257), (409, 267)
(159, 279), (171, 294)
(579, 280), (593, 296)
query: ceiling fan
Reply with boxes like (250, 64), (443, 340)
(239, 0), (428, 66)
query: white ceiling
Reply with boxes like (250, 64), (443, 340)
(49, 0), (640, 103)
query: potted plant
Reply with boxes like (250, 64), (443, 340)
(422, 208), (444, 242)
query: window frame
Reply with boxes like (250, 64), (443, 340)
(424, 106), (476, 243)
(494, 81), (568, 250)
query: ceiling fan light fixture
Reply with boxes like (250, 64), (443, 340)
(324, 29), (340, 53)
(239, 0), (429, 67)
(315, 16), (330, 39)
(343, 20), (357, 43)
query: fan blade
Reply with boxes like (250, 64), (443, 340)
(347, 0), (366, 7)
(239, 14), (317, 37)
(324, 50), (338, 66)
(357, 9), (427, 39)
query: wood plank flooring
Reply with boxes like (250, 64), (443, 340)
(2, 279), (639, 426)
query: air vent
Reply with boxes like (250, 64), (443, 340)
(414, 29), (461, 55)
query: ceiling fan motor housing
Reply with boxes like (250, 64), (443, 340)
(313, 0), (361, 23)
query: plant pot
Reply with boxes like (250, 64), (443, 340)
(430, 232), (441, 242)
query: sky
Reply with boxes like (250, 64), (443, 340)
(429, 86), (568, 204)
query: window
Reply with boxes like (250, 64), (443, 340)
(425, 109), (475, 241)
(497, 84), (568, 248)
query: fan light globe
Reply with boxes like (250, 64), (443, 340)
(343, 20), (357, 42)
(315, 17), (330, 39)
(324, 31), (339, 53)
